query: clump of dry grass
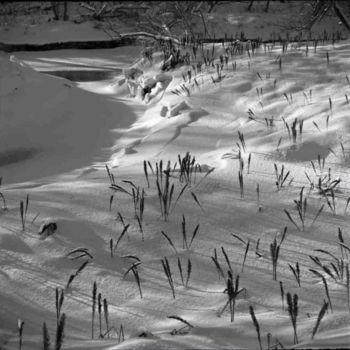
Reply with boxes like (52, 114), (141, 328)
(284, 187), (324, 231)
(178, 152), (201, 186)
(222, 271), (244, 322)
(282, 117), (303, 144)
(309, 228), (349, 284)
(181, 214), (200, 250)
(274, 163), (292, 191)
(154, 160), (187, 221)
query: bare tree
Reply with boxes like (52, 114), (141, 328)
(272, 0), (350, 35)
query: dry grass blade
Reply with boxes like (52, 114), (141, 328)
(121, 254), (140, 261)
(161, 257), (175, 298)
(286, 292), (299, 344)
(170, 184), (188, 214)
(161, 231), (178, 254)
(312, 301), (328, 339)
(114, 224), (130, 252)
(189, 224), (200, 248)
(311, 204), (325, 226)
(310, 269), (333, 312)
(178, 258), (184, 286)
(191, 191), (204, 212)
(110, 183), (131, 196)
(136, 215), (144, 241)
(186, 259), (192, 287)
(66, 261), (89, 289)
(131, 265), (142, 298)
(182, 214), (188, 249)
(289, 262), (301, 287)
(238, 171), (244, 198)
(346, 264), (349, 311)
(249, 305), (262, 350)
(211, 249), (225, 279)
(143, 160), (150, 188)
(168, 315), (194, 328)
(284, 209), (301, 231)
(221, 246), (233, 273)
(123, 262), (142, 279)
(241, 240), (250, 272)
(123, 180), (138, 191)
(20, 194), (29, 232)
(66, 248), (93, 260)
(344, 197), (350, 214)
(280, 281), (285, 311)
(231, 233), (246, 244)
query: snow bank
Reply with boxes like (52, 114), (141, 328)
(0, 53), (137, 184)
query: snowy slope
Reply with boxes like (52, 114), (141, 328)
(0, 52), (142, 184)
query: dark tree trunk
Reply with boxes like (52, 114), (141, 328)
(333, 1), (350, 33)
(265, 0), (270, 12)
(247, 0), (254, 12)
(51, 1), (60, 20)
(63, 1), (68, 21)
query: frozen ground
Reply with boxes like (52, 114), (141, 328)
(1, 11), (350, 350)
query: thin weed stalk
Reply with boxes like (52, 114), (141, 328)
(249, 306), (262, 350)
(92, 282), (97, 339)
(280, 281), (285, 311)
(286, 292), (299, 344)
(18, 320), (24, 350)
(55, 313), (66, 350)
(289, 262), (301, 287)
(55, 288), (64, 328)
(124, 262), (143, 298)
(161, 257), (175, 298)
(312, 301), (328, 339)
(42, 322), (50, 350)
(20, 194), (29, 231)
(270, 227), (287, 280)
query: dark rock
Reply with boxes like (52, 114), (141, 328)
(38, 222), (57, 237)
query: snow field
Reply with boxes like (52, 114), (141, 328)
(1, 38), (350, 349)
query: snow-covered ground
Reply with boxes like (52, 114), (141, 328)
(1, 9), (350, 350)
